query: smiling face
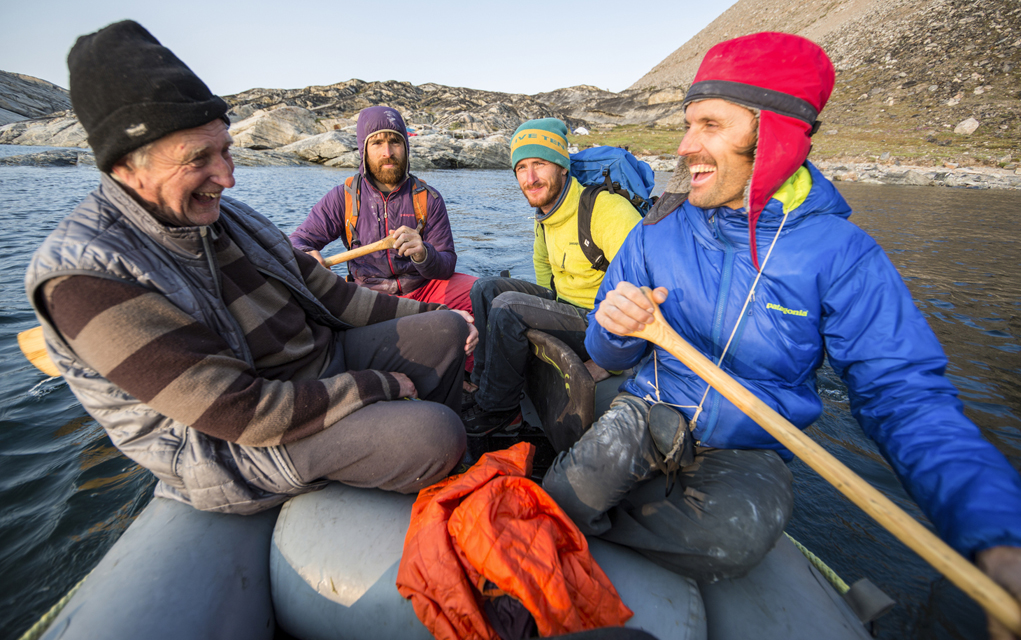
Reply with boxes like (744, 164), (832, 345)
(111, 119), (235, 227)
(514, 157), (568, 213)
(677, 99), (758, 211)
(365, 131), (407, 190)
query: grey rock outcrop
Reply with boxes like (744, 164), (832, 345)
(227, 148), (314, 167)
(229, 105), (322, 149)
(0, 148), (94, 167)
(534, 86), (686, 128)
(411, 133), (510, 170)
(276, 131), (359, 166)
(223, 79), (584, 136)
(817, 160), (1021, 189)
(0, 112), (88, 147)
(0, 70), (71, 126)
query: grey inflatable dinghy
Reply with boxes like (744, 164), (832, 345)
(29, 331), (890, 640)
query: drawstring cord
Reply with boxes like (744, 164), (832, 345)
(644, 207), (792, 433)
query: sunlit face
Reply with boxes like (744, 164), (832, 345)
(677, 99), (757, 211)
(365, 131), (407, 189)
(514, 157), (568, 213)
(111, 119), (235, 227)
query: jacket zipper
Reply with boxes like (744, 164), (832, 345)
(699, 213), (763, 445)
(379, 190), (404, 294)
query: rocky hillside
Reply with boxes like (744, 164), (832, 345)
(0, 70), (71, 126)
(3, 0), (1019, 172)
(222, 80), (686, 133)
(630, 0), (1021, 167)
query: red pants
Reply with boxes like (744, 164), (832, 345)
(402, 272), (478, 372)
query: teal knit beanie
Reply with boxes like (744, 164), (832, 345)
(510, 118), (571, 171)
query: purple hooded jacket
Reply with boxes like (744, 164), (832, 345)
(290, 106), (457, 295)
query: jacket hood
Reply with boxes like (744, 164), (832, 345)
(356, 106), (410, 177)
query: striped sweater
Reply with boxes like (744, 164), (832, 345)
(42, 223), (443, 448)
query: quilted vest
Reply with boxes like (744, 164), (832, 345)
(25, 174), (339, 514)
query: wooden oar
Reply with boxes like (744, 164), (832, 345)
(323, 220), (424, 267)
(18, 325), (61, 378)
(625, 287), (1021, 635)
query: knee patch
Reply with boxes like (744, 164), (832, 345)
(491, 291), (533, 311)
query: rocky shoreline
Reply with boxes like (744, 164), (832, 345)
(4, 142), (1020, 192)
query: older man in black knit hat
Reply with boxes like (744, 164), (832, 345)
(25, 21), (477, 515)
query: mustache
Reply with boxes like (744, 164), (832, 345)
(684, 156), (716, 168)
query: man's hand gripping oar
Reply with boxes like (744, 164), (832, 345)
(596, 281), (1021, 637)
(309, 220), (425, 268)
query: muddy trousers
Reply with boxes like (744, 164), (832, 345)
(469, 276), (589, 412)
(285, 311), (468, 494)
(543, 393), (794, 582)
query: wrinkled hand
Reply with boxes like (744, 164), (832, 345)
(391, 225), (427, 262)
(594, 281), (669, 337)
(451, 309), (479, 355)
(977, 546), (1021, 639)
(307, 249), (327, 268)
(392, 372), (418, 399)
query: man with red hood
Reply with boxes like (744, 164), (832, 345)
(542, 33), (1021, 636)
(290, 106), (478, 371)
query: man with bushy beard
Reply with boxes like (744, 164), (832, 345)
(290, 106), (478, 371)
(462, 118), (642, 436)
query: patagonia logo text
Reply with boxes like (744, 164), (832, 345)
(766, 303), (808, 317)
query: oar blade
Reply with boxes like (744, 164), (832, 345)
(18, 326), (61, 378)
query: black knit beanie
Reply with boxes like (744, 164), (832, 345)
(68, 20), (229, 173)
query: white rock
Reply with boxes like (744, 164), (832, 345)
(230, 106), (320, 149)
(647, 89), (686, 105)
(0, 115), (88, 148)
(954, 118), (980, 135)
(277, 131), (357, 163)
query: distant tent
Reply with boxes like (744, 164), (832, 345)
(574, 127), (590, 136)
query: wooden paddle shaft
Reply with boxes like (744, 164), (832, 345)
(323, 220), (424, 267)
(627, 288), (1021, 635)
(323, 236), (395, 266)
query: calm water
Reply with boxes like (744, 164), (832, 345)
(0, 146), (1018, 640)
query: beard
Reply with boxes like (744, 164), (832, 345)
(368, 152), (407, 187)
(685, 155), (749, 210)
(522, 169), (567, 210)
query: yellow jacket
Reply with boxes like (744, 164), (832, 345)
(533, 177), (643, 309)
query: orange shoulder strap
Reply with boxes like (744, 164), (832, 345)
(411, 176), (429, 231)
(342, 175), (360, 249)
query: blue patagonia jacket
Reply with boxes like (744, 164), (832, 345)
(585, 162), (1021, 557)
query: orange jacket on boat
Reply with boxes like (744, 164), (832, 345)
(396, 442), (633, 640)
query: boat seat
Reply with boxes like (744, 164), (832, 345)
(524, 329), (629, 453)
(38, 497), (278, 640)
(270, 483), (707, 640)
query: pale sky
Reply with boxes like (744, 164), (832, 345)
(1, 0), (736, 96)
